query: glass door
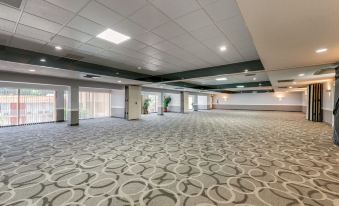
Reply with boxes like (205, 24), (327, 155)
(79, 90), (111, 119)
(0, 88), (56, 127)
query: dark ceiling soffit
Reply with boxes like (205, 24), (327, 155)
(215, 89), (274, 94)
(0, 46), (264, 87)
(0, 45), (150, 80)
(167, 81), (271, 90)
(138, 60), (264, 82)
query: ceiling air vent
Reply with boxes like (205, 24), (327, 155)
(64, 54), (84, 61)
(278, 79), (294, 83)
(245, 73), (256, 76)
(278, 86), (288, 89)
(313, 68), (335, 75)
(83, 74), (100, 79)
(0, 0), (22, 9)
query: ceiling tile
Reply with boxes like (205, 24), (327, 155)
(79, 1), (124, 27)
(67, 16), (105, 36)
(45, 0), (90, 12)
(190, 24), (224, 41)
(0, 3), (21, 22)
(152, 40), (179, 52)
(203, 37), (243, 62)
(120, 39), (147, 51)
(25, 0), (74, 25)
(170, 34), (200, 48)
(134, 32), (163, 45)
(77, 44), (103, 55)
(59, 27), (92, 42)
(196, 0), (218, 6)
(130, 5), (170, 30)
(16, 24), (54, 42)
(175, 10), (213, 31)
(203, 0), (240, 22)
(50, 35), (82, 49)
(152, 21), (186, 39)
(151, 0), (200, 19)
(0, 18), (15, 33)
(96, 0), (147, 16)
(112, 19), (147, 37)
(87, 38), (113, 49)
(19, 12), (63, 33)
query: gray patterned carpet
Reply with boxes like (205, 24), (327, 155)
(0, 110), (339, 206)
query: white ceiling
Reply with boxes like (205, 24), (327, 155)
(0, 0), (259, 75)
(237, 0), (339, 71)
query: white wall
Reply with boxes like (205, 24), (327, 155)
(213, 92), (303, 105)
(323, 80), (335, 110)
(322, 80), (335, 125)
(165, 93), (180, 106)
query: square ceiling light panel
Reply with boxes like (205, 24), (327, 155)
(96, 28), (130, 44)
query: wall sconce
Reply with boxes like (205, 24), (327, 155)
(326, 89), (331, 96)
(275, 93), (285, 101)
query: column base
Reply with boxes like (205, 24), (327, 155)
(69, 123), (79, 126)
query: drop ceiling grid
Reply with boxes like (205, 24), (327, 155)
(0, 0), (259, 75)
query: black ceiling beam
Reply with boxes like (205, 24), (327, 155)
(138, 60), (264, 82)
(0, 45), (150, 80)
(0, 46), (269, 92)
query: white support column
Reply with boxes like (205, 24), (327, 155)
(193, 95), (198, 111)
(158, 92), (164, 115)
(55, 89), (65, 122)
(125, 85), (141, 120)
(207, 95), (212, 110)
(68, 85), (79, 126)
(180, 91), (189, 113)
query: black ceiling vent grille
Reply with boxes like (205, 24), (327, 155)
(313, 68), (335, 75)
(64, 54), (84, 61)
(0, 0), (22, 9)
(278, 79), (294, 83)
(245, 73), (256, 76)
(278, 86), (288, 89)
(83, 74), (100, 79)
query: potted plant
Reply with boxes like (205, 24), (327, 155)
(143, 98), (151, 114)
(163, 96), (172, 112)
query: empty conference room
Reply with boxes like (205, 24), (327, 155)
(0, 0), (338, 205)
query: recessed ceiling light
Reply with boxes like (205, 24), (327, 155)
(298, 73), (305, 77)
(137, 66), (142, 70)
(216, 77), (227, 81)
(219, 46), (227, 52)
(244, 69), (248, 73)
(97, 28), (130, 44)
(237, 85), (245, 88)
(117, 80), (122, 83)
(40, 58), (46, 62)
(289, 86), (293, 89)
(315, 48), (328, 53)
(55, 46), (62, 50)
(253, 77), (256, 80)
(29, 69), (35, 72)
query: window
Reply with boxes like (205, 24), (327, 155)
(0, 88), (55, 127)
(79, 90), (111, 119)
